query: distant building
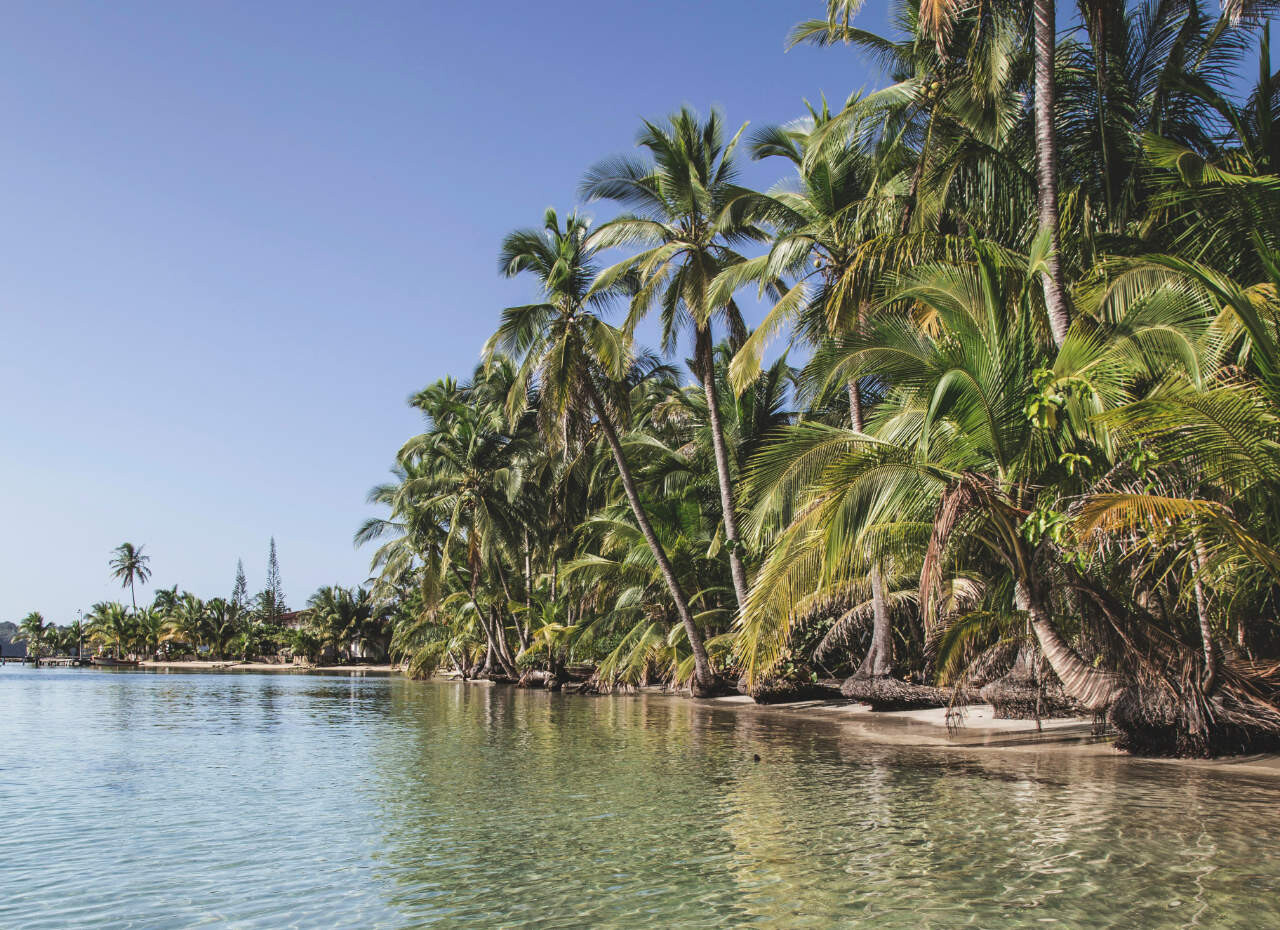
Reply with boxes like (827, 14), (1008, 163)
(276, 611), (310, 630)
(0, 640), (29, 659)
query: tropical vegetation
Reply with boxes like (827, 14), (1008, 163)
(354, 1), (1280, 757)
(8, 540), (394, 667)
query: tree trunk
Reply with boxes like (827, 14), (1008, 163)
(1193, 538), (1217, 693)
(584, 379), (717, 693)
(488, 606), (518, 677)
(1017, 578), (1125, 712)
(848, 379), (893, 679)
(521, 531), (533, 650)
(696, 328), (750, 613)
(1034, 0), (1071, 347)
(470, 566), (511, 677)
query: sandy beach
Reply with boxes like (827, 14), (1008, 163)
(702, 693), (1280, 778)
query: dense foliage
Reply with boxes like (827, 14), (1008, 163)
(360, 1), (1280, 756)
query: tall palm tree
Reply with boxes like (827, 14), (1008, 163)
(109, 542), (151, 612)
(582, 107), (765, 618)
(716, 112), (906, 685)
(489, 208), (721, 694)
(391, 369), (529, 677)
(796, 1), (1070, 342)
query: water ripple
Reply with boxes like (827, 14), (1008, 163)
(1, 668), (1278, 928)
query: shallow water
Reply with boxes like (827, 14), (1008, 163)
(1, 668), (1277, 928)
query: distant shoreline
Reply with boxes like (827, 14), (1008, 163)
(138, 660), (400, 674)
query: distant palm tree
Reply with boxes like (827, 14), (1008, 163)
(162, 593), (207, 656)
(203, 598), (244, 660)
(109, 543), (151, 612)
(134, 606), (166, 659)
(87, 602), (134, 658)
(13, 611), (50, 657)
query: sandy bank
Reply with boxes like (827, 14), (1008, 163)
(699, 693), (1280, 778)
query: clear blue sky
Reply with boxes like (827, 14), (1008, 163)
(1, 1), (896, 621)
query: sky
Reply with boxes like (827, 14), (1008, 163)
(0, 1), (897, 622)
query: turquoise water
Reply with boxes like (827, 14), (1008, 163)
(1, 668), (1278, 928)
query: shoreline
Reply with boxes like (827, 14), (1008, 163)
(75, 663), (1280, 777)
(446, 678), (1280, 779)
(137, 660), (400, 674)
(697, 692), (1280, 778)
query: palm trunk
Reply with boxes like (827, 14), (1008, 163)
(469, 564), (506, 677)
(1017, 579), (1125, 712)
(488, 606), (518, 676)
(696, 328), (750, 613)
(848, 379), (893, 679)
(1034, 0), (1071, 347)
(521, 531), (533, 650)
(585, 379), (716, 692)
(1193, 538), (1217, 693)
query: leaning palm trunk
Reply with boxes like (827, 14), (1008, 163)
(584, 380), (718, 694)
(1193, 537), (1217, 693)
(1033, 0), (1071, 346)
(1018, 579), (1125, 712)
(696, 330), (750, 612)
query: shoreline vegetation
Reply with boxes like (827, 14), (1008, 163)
(13, 3), (1280, 762)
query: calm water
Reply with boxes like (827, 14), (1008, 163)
(2, 669), (1278, 928)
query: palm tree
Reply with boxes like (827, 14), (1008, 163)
(203, 598), (244, 660)
(162, 593), (207, 656)
(109, 543), (151, 612)
(717, 111), (907, 687)
(795, 1), (1069, 341)
(489, 208), (722, 694)
(583, 107), (765, 618)
(134, 606), (165, 660)
(389, 369), (530, 677)
(12, 611), (50, 657)
(307, 585), (372, 662)
(87, 602), (135, 658)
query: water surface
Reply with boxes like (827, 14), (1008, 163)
(1, 668), (1277, 928)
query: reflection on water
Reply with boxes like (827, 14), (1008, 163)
(1, 668), (1277, 928)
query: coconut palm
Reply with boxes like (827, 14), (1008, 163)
(203, 598), (244, 660)
(162, 593), (207, 655)
(109, 543), (151, 612)
(87, 602), (134, 658)
(133, 606), (165, 660)
(12, 611), (51, 657)
(582, 107), (766, 619)
(744, 240), (1171, 699)
(390, 370), (531, 677)
(489, 207), (722, 694)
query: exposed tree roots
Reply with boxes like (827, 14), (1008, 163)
(741, 676), (844, 704)
(979, 674), (1081, 720)
(840, 674), (963, 712)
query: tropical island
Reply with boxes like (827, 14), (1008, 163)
(12, 2), (1280, 766)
